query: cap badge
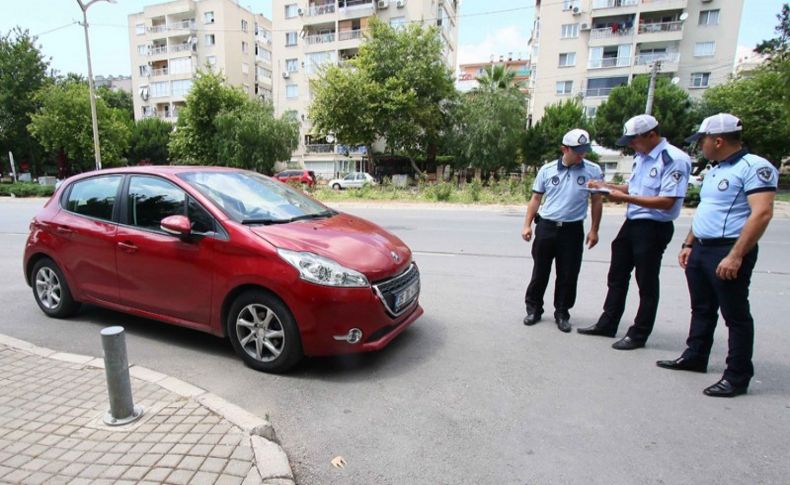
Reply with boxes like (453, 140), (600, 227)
(578, 134), (588, 144)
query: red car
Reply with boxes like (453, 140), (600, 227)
(274, 169), (316, 187)
(23, 166), (422, 372)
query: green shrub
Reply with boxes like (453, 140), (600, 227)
(429, 182), (453, 202)
(0, 182), (55, 198)
(684, 185), (701, 207)
(468, 178), (482, 202)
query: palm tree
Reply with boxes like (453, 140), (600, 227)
(475, 64), (522, 92)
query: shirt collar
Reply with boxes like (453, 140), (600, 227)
(710, 148), (749, 168)
(557, 157), (583, 171)
(643, 138), (669, 161)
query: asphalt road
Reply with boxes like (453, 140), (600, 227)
(2, 197), (789, 485)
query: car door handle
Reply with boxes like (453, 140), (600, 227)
(117, 241), (138, 253)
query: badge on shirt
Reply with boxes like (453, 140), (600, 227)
(718, 179), (729, 191)
(649, 167), (658, 178)
(577, 176), (586, 185)
(757, 167), (774, 183)
(671, 171), (682, 182)
(551, 175), (560, 186)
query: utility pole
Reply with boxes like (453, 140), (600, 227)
(645, 60), (661, 115)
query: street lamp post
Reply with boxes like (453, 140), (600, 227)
(76, 0), (115, 171)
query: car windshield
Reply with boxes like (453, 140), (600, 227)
(179, 170), (334, 225)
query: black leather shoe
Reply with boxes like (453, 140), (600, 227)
(611, 336), (645, 350)
(555, 315), (571, 333)
(523, 313), (541, 326)
(703, 379), (748, 398)
(576, 323), (616, 337)
(656, 356), (707, 373)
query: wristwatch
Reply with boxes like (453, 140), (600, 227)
(681, 242), (694, 249)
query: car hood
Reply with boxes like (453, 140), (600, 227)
(249, 213), (412, 281)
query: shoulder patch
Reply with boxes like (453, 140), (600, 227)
(757, 166), (774, 183)
(671, 170), (682, 182)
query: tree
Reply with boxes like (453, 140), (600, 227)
(214, 99), (299, 173)
(523, 99), (591, 167)
(97, 87), (134, 122)
(755, 3), (790, 107)
(127, 118), (172, 165)
(476, 64), (521, 92)
(0, 28), (50, 174)
(168, 70), (247, 164)
(28, 82), (131, 174)
(697, 68), (790, 165)
(309, 18), (456, 172)
(593, 76), (696, 150)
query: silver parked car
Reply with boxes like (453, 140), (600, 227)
(328, 172), (377, 190)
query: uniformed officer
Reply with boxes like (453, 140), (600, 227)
(522, 128), (604, 332)
(578, 114), (691, 349)
(657, 113), (777, 397)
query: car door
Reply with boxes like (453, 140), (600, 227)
(115, 175), (217, 325)
(345, 173), (360, 188)
(54, 175), (123, 304)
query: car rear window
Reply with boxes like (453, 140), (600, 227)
(63, 175), (122, 222)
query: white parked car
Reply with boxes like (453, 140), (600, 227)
(328, 172), (377, 190)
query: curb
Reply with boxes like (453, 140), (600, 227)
(0, 332), (295, 485)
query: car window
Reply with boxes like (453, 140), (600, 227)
(64, 175), (122, 222)
(127, 176), (186, 231)
(344, 174), (355, 181)
(355, 173), (364, 181)
(179, 170), (333, 224)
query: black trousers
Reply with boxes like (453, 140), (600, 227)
(524, 218), (584, 318)
(682, 243), (757, 386)
(596, 219), (674, 342)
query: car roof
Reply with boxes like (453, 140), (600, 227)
(64, 166), (254, 183)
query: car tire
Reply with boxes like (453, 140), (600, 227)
(227, 290), (303, 373)
(31, 258), (80, 318)
(332, 183), (341, 190)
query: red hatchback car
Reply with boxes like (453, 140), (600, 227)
(274, 169), (316, 188)
(24, 167), (422, 372)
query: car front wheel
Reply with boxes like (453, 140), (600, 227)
(227, 290), (303, 373)
(31, 258), (80, 318)
(332, 183), (341, 190)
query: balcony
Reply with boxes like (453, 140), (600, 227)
(306, 32), (336, 45)
(149, 24), (168, 34)
(307, 3), (336, 16)
(638, 20), (683, 41)
(585, 87), (616, 97)
(305, 144), (335, 153)
(588, 56), (631, 69)
(168, 19), (195, 31)
(589, 27), (634, 46)
(338, 0), (374, 19)
(148, 45), (168, 56)
(592, 0), (638, 10)
(338, 29), (365, 41)
(150, 67), (169, 77)
(634, 52), (680, 65)
(169, 43), (193, 53)
(639, 0), (688, 13)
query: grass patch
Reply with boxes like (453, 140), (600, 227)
(776, 192), (790, 202)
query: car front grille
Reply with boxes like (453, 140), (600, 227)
(372, 263), (420, 317)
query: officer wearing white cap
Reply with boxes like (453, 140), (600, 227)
(578, 114), (691, 349)
(522, 128), (604, 333)
(657, 113), (777, 398)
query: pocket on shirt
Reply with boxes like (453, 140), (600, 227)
(642, 175), (662, 195)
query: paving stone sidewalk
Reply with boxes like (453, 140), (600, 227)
(0, 335), (294, 485)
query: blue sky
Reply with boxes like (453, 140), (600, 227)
(0, 0), (784, 76)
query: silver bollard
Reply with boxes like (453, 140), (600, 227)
(101, 326), (143, 426)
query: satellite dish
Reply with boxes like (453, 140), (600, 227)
(671, 77), (680, 85)
(326, 132), (336, 143)
(679, 12), (688, 21)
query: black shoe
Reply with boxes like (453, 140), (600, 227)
(656, 356), (707, 373)
(555, 314), (571, 333)
(523, 313), (541, 326)
(611, 336), (645, 350)
(703, 379), (748, 398)
(577, 323), (616, 337)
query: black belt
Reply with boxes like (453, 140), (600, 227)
(696, 237), (737, 247)
(536, 215), (583, 227)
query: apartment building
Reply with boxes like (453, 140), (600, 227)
(128, 0), (274, 122)
(271, 0), (459, 180)
(456, 56), (531, 94)
(528, 0), (744, 121)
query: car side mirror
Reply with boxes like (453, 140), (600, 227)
(160, 215), (192, 239)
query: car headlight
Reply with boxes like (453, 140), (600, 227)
(277, 248), (369, 287)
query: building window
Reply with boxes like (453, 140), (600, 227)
(242, 41), (249, 54)
(137, 44), (147, 55)
(242, 62), (249, 75)
(206, 56), (217, 68)
(285, 4), (299, 18)
(170, 57), (192, 74)
(256, 66), (272, 80)
(203, 11), (214, 24)
(286, 31), (298, 46)
(204, 34), (215, 46)
(286, 84), (299, 99)
(556, 80), (573, 95)
(390, 16), (407, 29)
(285, 58), (299, 73)
(562, 0), (579, 10)
(561, 23), (579, 39)
(694, 41), (716, 57)
(138, 65), (150, 77)
(584, 106), (597, 119)
(558, 52), (576, 67)
(172, 79), (192, 97)
(241, 19), (248, 32)
(690, 72), (710, 88)
(305, 51), (337, 75)
(150, 81), (169, 98)
(136, 23), (146, 35)
(257, 47), (272, 62)
(699, 9), (720, 26)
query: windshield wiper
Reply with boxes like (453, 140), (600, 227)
(241, 210), (336, 225)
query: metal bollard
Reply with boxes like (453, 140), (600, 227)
(101, 326), (143, 426)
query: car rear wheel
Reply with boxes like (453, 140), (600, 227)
(332, 183), (341, 190)
(31, 258), (80, 318)
(227, 290), (303, 373)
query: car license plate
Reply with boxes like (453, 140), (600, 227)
(395, 279), (419, 311)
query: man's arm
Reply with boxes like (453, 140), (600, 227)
(587, 194), (602, 249)
(716, 191), (775, 280)
(522, 193), (542, 242)
(588, 179), (628, 192)
(605, 192), (678, 209)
